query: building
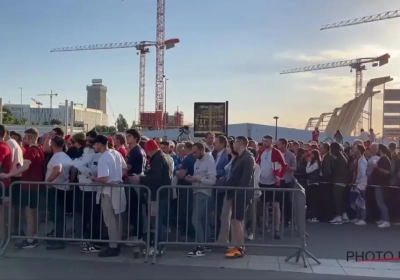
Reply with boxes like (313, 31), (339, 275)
(5, 103), (108, 130)
(86, 79), (107, 113)
(140, 111), (184, 129)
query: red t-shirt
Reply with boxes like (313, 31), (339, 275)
(117, 147), (128, 159)
(312, 131), (319, 142)
(21, 145), (45, 191)
(0, 142), (12, 187)
(21, 146), (26, 155)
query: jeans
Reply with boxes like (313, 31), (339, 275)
(155, 198), (169, 250)
(375, 187), (390, 222)
(192, 192), (213, 244)
(356, 190), (366, 221)
(48, 189), (67, 241)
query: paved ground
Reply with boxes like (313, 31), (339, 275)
(1, 222), (400, 279)
(0, 258), (391, 280)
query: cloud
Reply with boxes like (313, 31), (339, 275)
(276, 45), (399, 63)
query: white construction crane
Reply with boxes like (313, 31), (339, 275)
(321, 9), (400, 30)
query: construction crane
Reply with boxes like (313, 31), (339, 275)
(321, 9), (400, 30)
(38, 90), (58, 120)
(280, 54), (390, 133)
(31, 98), (43, 108)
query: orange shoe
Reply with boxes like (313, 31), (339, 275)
(225, 247), (244, 259)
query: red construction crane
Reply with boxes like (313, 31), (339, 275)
(50, 39), (179, 116)
(320, 9), (400, 30)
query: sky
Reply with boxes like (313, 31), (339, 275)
(1, 0), (400, 133)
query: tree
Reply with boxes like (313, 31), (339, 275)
(50, 119), (62, 125)
(2, 106), (18, 124)
(108, 126), (117, 132)
(116, 114), (129, 132)
(130, 120), (138, 129)
(43, 121), (50, 125)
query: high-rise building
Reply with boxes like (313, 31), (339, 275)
(86, 79), (107, 113)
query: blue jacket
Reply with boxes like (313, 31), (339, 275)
(215, 150), (229, 179)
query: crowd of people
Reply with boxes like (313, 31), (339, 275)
(0, 125), (399, 261)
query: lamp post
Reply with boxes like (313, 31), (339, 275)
(273, 116), (279, 140)
(19, 87), (23, 122)
(163, 75), (169, 138)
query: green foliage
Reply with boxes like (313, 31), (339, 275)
(116, 114), (129, 132)
(50, 119), (62, 125)
(130, 120), (137, 129)
(2, 106), (23, 124)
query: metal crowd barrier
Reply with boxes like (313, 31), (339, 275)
(0, 182), (5, 249)
(0, 181), (151, 262)
(152, 182), (320, 266)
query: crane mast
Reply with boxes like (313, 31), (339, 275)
(137, 44), (149, 115)
(38, 90), (58, 120)
(321, 9), (400, 30)
(155, 0), (166, 114)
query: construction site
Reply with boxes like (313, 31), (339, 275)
(281, 10), (400, 138)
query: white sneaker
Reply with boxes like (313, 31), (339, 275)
(246, 233), (254, 241)
(330, 216), (342, 225)
(376, 220), (384, 225)
(355, 220), (366, 226)
(378, 221), (390, 228)
(350, 219), (358, 223)
(342, 213), (349, 223)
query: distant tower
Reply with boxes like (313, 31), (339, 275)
(86, 79), (107, 113)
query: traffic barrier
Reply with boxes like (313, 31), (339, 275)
(152, 182), (320, 266)
(0, 181), (151, 262)
(0, 181), (6, 249)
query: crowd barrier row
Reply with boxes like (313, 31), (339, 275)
(0, 180), (319, 267)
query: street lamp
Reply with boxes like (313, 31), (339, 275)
(273, 116), (279, 140)
(163, 75), (169, 138)
(19, 87), (23, 122)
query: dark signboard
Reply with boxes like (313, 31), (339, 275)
(193, 102), (228, 137)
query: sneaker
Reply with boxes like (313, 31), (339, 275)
(246, 233), (254, 241)
(187, 246), (205, 257)
(204, 246), (212, 252)
(225, 247), (244, 259)
(80, 243), (102, 253)
(376, 220), (384, 225)
(355, 220), (366, 226)
(307, 218), (319, 223)
(16, 239), (38, 249)
(98, 247), (120, 257)
(143, 247), (165, 256)
(350, 219), (358, 223)
(378, 221), (390, 228)
(330, 216), (343, 225)
(46, 230), (55, 238)
(342, 213), (350, 223)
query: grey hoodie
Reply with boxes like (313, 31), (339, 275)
(192, 153), (217, 196)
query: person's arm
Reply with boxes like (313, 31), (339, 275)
(199, 160), (217, 186)
(289, 153), (297, 172)
(216, 155), (228, 178)
(238, 156), (255, 187)
(93, 157), (109, 184)
(42, 133), (52, 154)
(127, 148), (143, 174)
(139, 156), (164, 186)
(46, 165), (62, 182)
(377, 158), (391, 175)
(0, 145), (6, 169)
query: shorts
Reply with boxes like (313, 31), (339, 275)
(11, 184), (39, 209)
(230, 195), (249, 222)
(259, 183), (284, 205)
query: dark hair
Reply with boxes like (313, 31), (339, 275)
(126, 129), (141, 143)
(0, 125), (8, 138)
(52, 127), (64, 137)
(292, 141), (299, 147)
(216, 135), (228, 148)
(247, 137), (253, 141)
(205, 132), (215, 138)
(248, 147), (257, 158)
(228, 139), (238, 160)
(330, 142), (341, 154)
(184, 141), (194, 150)
(13, 132), (22, 142)
(24, 128), (39, 138)
(297, 147), (305, 157)
(278, 138), (288, 147)
(160, 141), (169, 147)
(388, 142), (397, 150)
(263, 135), (273, 140)
(114, 133), (126, 145)
(320, 142), (330, 152)
(86, 129), (97, 139)
(310, 149), (321, 167)
(356, 144), (365, 155)
(378, 144), (391, 158)
(235, 136), (249, 146)
(51, 135), (65, 148)
(193, 142), (205, 151)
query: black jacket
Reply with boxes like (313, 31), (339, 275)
(139, 150), (172, 201)
(320, 153), (334, 183)
(332, 152), (349, 184)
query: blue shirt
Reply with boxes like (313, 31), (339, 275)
(127, 145), (146, 175)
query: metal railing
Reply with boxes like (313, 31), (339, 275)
(0, 181), (6, 249)
(0, 181), (151, 262)
(152, 181), (319, 266)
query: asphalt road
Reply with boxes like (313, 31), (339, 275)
(0, 258), (388, 280)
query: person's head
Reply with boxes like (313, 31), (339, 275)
(315, 127), (319, 131)
(11, 132), (22, 144)
(126, 129), (141, 146)
(319, 142), (330, 155)
(107, 137), (114, 149)
(248, 148), (257, 159)
(52, 127), (64, 137)
(226, 139), (238, 158)
(0, 125), (9, 142)
(297, 147), (305, 159)
(214, 135), (228, 152)
(192, 142), (206, 160)
(139, 136), (149, 149)
(184, 141), (194, 155)
(355, 144), (365, 158)
(144, 140), (160, 158)
(72, 132), (86, 149)
(159, 141), (170, 154)
(85, 130), (98, 148)
(369, 128), (374, 133)
(262, 135), (273, 149)
(153, 137), (162, 146)
(277, 138), (288, 151)
(23, 128), (39, 146)
(205, 132), (215, 146)
(176, 143), (186, 159)
(336, 130), (340, 134)
(302, 143), (311, 151)
(330, 142), (341, 155)
(369, 142), (378, 156)
(64, 135), (72, 149)
(292, 141), (299, 151)
(93, 135), (109, 153)
(360, 128), (364, 133)
(51, 136), (65, 153)
(114, 133), (126, 149)
(168, 140), (175, 153)
(310, 149), (321, 162)
(378, 144), (390, 158)
(248, 140), (257, 150)
(388, 142), (397, 153)
(233, 136), (248, 154)
(343, 142), (350, 148)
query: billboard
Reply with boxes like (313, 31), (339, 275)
(383, 128), (400, 138)
(384, 89), (400, 102)
(193, 102), (228, 137)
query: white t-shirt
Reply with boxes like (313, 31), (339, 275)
(259, 150), (274, 185)
(360, 131), (369, 142)
(46, 151), (72, 191)
(6, 138), (23, 177)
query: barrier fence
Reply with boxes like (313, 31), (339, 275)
(0, 182), (5, 249)
(0, 180), (319, 267)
